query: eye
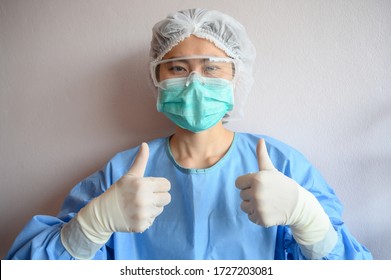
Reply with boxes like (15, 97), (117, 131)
(165, 61), (189, 76)
(205, 65), (220, 72)
(203, 64), (220, 76)
(168, 65), (188, 74)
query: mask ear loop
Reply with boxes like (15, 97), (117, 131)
(185, 71), (205, 87)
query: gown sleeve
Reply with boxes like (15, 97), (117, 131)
(266, 138), (373, 260)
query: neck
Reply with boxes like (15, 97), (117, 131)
(169, 122), (234, 169)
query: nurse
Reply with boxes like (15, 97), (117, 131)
(6, 8), (372, 260)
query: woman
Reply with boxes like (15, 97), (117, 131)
(6, 8), (372, 260)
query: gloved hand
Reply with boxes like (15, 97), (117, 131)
(61, 142), (171, 259)
(235, 139), (337, 259)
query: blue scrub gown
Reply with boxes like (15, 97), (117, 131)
(5, 133), (373, 259)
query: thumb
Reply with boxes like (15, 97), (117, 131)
(127, 142), (149, 177)
(257, 139), (276, 171)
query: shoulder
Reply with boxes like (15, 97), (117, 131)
(235, 132), (309, 163)
(235, 132), (321, 187)
(60, 137), (168, 213)
(109, 137), (167, 169)
(82, 137), (168, 187)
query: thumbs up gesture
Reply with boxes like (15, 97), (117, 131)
(235, 139), (337, 258)
(75, 143), (171, 243)
(235, 139), (299, 227)
(108, 142), (171, 233)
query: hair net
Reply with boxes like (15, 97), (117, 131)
(149, 8), (256, 121)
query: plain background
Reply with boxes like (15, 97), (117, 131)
(1, 0), (390, 259)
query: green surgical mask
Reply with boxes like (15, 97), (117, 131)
(157, 74), (234, 133)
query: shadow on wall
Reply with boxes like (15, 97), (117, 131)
(0, 47), (174, 259)
(89, 48), (173, 138)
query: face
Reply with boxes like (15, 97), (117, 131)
(155, 35), (235, 133)
(157, 35), (235, 82)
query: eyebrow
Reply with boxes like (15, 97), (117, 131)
(163, 54), (229, 60)
(160, 56), (233, 65)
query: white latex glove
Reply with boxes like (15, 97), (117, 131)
(61, 142), (171, 259)
(235, 139), (337, 259)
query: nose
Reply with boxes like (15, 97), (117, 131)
(185, 71), (205, 87)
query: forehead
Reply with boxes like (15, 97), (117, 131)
(163, 35), (228, 59)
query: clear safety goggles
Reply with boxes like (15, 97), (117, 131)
(150, 56), (237, 88)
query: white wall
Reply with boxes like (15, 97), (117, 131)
(1, 0), (390, 259)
